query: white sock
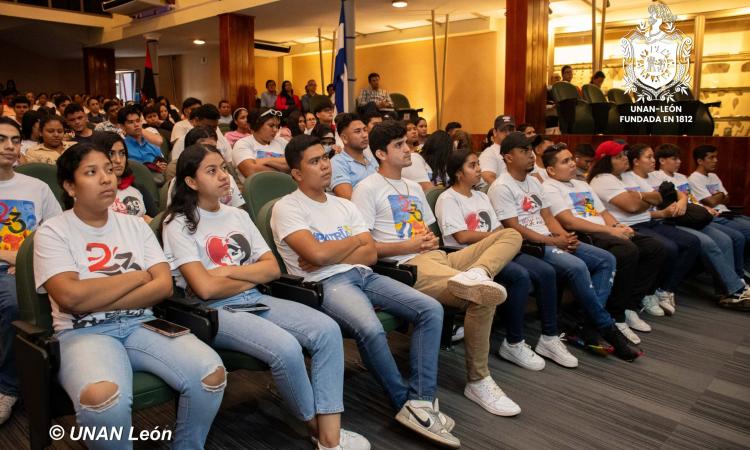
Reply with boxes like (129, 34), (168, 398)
(317, 444), (341, 450)
(407, 399), (433, 408)
(540, 334), (558, 342)
(467, 267), (490, 279)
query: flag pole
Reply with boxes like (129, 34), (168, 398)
(431, 10), (440, 129)
(318, 27), (325, 92)
(440, 14), (449, 129)
(330, 29), (336, 86)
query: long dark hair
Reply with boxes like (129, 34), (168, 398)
(286, 110), (303, 136)
(21, 110), (43, 141)
(229, 107), (248, 132)
(421, 130), (453, 185)
(279, 80), (294, 103)
(164, 144), (223, 234)
(56, 142), (110, 210)
(446, 149), (473, 187)
(587, 156), (615, 183)
(627, 143), (652, 168)
(92, 132), (131, 178)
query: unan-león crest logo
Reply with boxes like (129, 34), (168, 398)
(621, 2), (692, 102)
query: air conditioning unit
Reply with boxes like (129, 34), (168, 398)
(102, 0), (166, 16)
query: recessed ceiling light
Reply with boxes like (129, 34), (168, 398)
(392, 1), (407, 8)
(193, 39), (206, 45)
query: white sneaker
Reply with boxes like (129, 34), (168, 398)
(315, 429), (371, 450)
(616, 322), (641, 345)
(432, 398), (455, 433)
(641, 295), (665, 316)
(625, 309), (652, 332)
(535, 335), (578, 368)
(447, 269), (507, 305)
(395, 399), (460, 448)
(499, 339), (545, 371)
(464, 376), (521, 417)
(656, 290), (675, 315)
(0, 393), (16, 425)
(451, 325), (465, 343)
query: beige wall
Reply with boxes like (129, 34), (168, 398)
(0, 46), (84, 95)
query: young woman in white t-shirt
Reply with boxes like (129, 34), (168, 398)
(162, 144), (368, 450)
(34, 143), (225, 449)
(232, 107), (289, 182)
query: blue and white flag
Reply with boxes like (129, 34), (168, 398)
(333, 1), (348, 113)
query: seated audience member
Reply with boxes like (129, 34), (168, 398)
(170, 97), (203, 143)
(224, 107), (252, 148)
(561, 65), (582, 96)
(0, 118), (62, 424)
(232, 108), (288, 182)
(163, 143), (369, 450)
(405, 119), (420, 153)
(158, 104), (175, 131)
(304, 111), (318, 135)
(64, 103), (101, 144)
(171, 104), (231, 163)
(452, 130), (472, 153)
(33, 92), (54, 111)
(356, 73), (394, 113)
(327, 83), (335, 98)
(478, 115), (515, 187)
(94, 100), (122, 135)
(588, 142), (701, 315)
(271, 135), (458, 448)
(363, 111), (383, 133)
(420, 130), (453, 186)
(11, 96), (30, 126)
(23, 115), (73, 165)
(143, 105), (162, 130)
(301, 79), (318, 113)
(529, 136), (556, 183)
(24, 91), (34, 105)
(93, 132), (158, 221)
(275, 80), (302, 113)
(86, 97), (105, 124)
(351, 122), (526, 416)
(435, 149), (577, 373)
(489, 132), (639, 361)
(261, 80), (278, 108)
(312, 124), (337, 151)
(20, 110), (43, 157)
(284, 110), (305, 139)
(689, 144), (750, 243)
(574, 143), (595, 181)
(481, 128), (494, 151)
(330, 113), (377, 199)
(157, 96), (182, 123)
(517, 123), (535, 137)
(218, 100), (232, 125)
(415, 117), (429, 148)
(590, 71), (605, 89)
(314, 98), (335, 129)
(118, 105), (165, 169)
(399, 120), (433, 191)
(53, 95), (72, 117)
(34, 142), (225, 449)
(166, 126), (244, 209)
(445, 122), (462, 138)
(542, 145), (666, 344)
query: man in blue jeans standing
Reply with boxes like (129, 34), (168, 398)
(0, 117), (63, 423)
(270, 134), (459, 448)
(488, 131), (641, 361)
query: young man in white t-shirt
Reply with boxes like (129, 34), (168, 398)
(477, 114), (515, 188)
(689, 144), (750, 246)
(170, 105), (232, 163)
(0, 117), (63, 424)
(271, 134), (460, 448)
(351, 121), (526, 418)
(542, 146), (667, 345)
(529, 135), (554, 183)
(488, 132), (641, 361)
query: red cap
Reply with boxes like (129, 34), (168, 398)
(595, 140), (626, 161)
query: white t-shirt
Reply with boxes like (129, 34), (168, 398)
(232, 135), (288, 183)
(165, 176), (244, 209)
(34, 210), (166, 332)
(488, 172), (551, 236)
(402, 152), (431, 184)
(170, 128), (232, 162)
(650, 170), (699, 204)
(271, 190), (370, 282)
(435, 188), (500, 247)
(543, 178), (606, 226)
(162, 204), (270, 290)
(530, 164), (551, 182)
(688, 171), (729, 212)
(170, 119), (192, 143)
(351, 173), (436, 264)
(0, 173), (62, 267)
(110, 185), (146, 217)
(591, 172), (650, 226)
(478, 143), (506, 187)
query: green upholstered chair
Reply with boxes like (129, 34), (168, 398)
(15, 163), (64, 208)
(242, 171), (297, 222)
(551, 82), (595, 134)
(129, 161), (161, 210)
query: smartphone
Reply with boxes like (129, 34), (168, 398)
(223, 303), (270, 314)
(141, 319), (191, 338)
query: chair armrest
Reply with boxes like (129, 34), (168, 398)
(373, 259), (417, 286)
(263, 274), (323, 309)
(12, 320), (47, 340)
(154, 296), (218, 344)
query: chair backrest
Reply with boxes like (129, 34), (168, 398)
(242, 172), (297, 221)
(149, 211), (167, 246)
(15, 233), (54, 336)
(582, 84), (607, 103)
(255, 198), (286, 271)
(607, 88), (633, 105)
(15, 163), (64, 208)
(424, 187), (445, 239)
(309, 95), (332, 114)
(129, 161), (160, 210)
(551, 82), (580, 102)
(390, 93), (411, 110)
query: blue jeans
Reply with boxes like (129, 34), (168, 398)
(320, 267), (443, 409)
(714, 215), (750, 245)
(497, 254), (558, 343)
(0, 269), (18, 397)
(542, 242), (616, 329)
(211, 289), (344, 421)
(631, 220), (701, 292)
(677, 224), (744, 295)
(709, 220), (746, 275)
(57, 315), (225, 450)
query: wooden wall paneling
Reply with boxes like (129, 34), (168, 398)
(219, 13), (256, 110)
(83, 47), (115, 99)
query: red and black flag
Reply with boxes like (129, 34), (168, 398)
(142, 46), (157, 101)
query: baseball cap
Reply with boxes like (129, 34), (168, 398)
(500, 131), (534, 154)
(595, 140), (627, 160)
(493, 114), (515, 131)
(313, 98), (334, 114)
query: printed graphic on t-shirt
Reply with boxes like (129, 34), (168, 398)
(205, 233), (253, 266)
(313, 225), (353, 242)
(519, 194), (546, 229)
(388, 194), (428, 239)
(569, 192), (600, 218)
(0, 200), (36, 251)
(624, 186), (641, 192)
(676, 183), (698, 204)
(87, 242), (143, 274)
(111, 195), (144, 216)
(256, 150), (282, 159)
(466, 211), (492, 232)
(706, 183), (720, 195)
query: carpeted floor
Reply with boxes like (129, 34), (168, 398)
(1, 276), (748, 449)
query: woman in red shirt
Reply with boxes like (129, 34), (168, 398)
(275, 80), (301, 113)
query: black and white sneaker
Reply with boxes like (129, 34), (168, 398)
(395, 399), (460, 448)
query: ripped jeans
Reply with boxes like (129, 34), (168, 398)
(56, 314), (225, 450)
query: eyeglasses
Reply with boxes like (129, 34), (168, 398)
(0, 134), (22, 146)
(260, 109), (283, 118)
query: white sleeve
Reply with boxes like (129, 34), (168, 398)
(435, 193), (468, 237)
(403, 154), (430, 183)
(239, 211), (272, 261)
(228, 177), (245, 207)
(543, 184), (570, 217)
(232, 138), (257, 167)
(161, 218), (201, 270)
(216, 129), (232, 162)
(33, 222), (77, 292)
(590, 175), (626, 203)
(39, 184), (63, 222)
(171, 138), (185, 161)
(688, 174), (710, 201)
(136, 219), (168, 269)
(715, 176), (728, 195)
(350, 184), (377, 229)
(346, 201), (370, 235)
(479, 149), (499, 175)
(271, 199), (310, 242)
(489, 184), (519, 222)
(416, 189), (436, 226)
